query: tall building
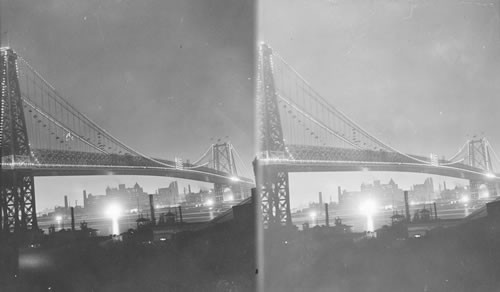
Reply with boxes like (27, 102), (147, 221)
(339, 179), (404, 208)
(84, 182), (150, 213)
(410, 178), (434, 202)
(158, 181), (180, 206)
(360, 179), (404, 206)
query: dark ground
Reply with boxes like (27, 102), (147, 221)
(2, 214), (500, 291)
(263, 216), (500, 292)
(0, 219), (256, 292)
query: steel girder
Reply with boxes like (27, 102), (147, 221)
(1, 48), (38, 233)
(257, 44), (286, 159)
(255, 164), (292, 227)
(256, 44), (291, 226)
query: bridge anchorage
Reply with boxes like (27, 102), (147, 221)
(254, 43), (500, 228)
(1, 47), (254, 235)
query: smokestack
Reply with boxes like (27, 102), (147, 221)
(433, 202), (438, 220)
(443, 181), (447, 191)
(404, 191), (410, 223)
(319, 192), (323, 205)
(178, 206), (183, 224)
(83, 190), (87, 208)
(70, 207), (75, 231)
(188, 184), (191, 194)
(324, 203), (329, 227)
(337, 186), (342, 201)
(64, 196), (69, 210)
(149, 194), (156, 225)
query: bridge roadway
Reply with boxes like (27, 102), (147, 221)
(259, 145), (500, 182)
(1, 149), (254, 186)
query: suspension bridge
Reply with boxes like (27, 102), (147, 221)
(255, 43), (500, 227)
(0, 47), (254, 234)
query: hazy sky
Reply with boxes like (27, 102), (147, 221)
(2, 0), (255, 211)
(259, 0), (500, 207)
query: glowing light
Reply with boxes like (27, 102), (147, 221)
(479, 185), (490, 199)
(106, 204), (122, 219)
(359, 199), (377, 232)
(105, 204), (122, 235)
(359, 199), (377, 216)
(54, 215), (63, 230)
(227, 194), (234, 201)
(230, 176), (240, 182)
(206, 199), (214, 207)
(460, 195), (470, 204)
(485, 173), (496, 179)
(309, 211), (317, 226)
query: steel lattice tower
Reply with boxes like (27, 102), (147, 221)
(0, 47), (38, 233)
(212, 142), (244, 203)
(467, 139), (493, 172)
(255, 44), (292, 227)
(467, 138), (498, 197)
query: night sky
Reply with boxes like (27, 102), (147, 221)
(2, 0), (255, 211)
(260, 0), (500, 208)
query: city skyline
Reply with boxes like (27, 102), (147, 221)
(35, 177), (212, 212)
(289, 172), (468, 209)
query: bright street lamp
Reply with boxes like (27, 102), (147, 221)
(105, 204), (122, 235)
(485, 173), (496, 179)
(55, 215), (63, 230)
(359, 199), (377, 232)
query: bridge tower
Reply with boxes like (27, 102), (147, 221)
(467, 138), (498, 197)
(255, 44), (292, 227)
(212, 142), (245, 203)
(467, 139), (493, 172)
(0, 47), (38, 234)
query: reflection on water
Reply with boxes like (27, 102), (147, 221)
(112, 218), (120, 235)
(366, 215), (374, 232)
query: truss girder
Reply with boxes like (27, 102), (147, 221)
(468, 139), (493, 172)
(256, 164), (292, 227)
(1, 48), (38, 233)
(257, 44), (286, 158)
(212, 143), (237, 176)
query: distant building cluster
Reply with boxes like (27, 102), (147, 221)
(338, 177), (488, 209)
(46, 181), (232, 217)
(339, 179), (405, 209)
(409, 178), (435, 203)
(158, 182), (180, 206)
(336, 178), (467, 210)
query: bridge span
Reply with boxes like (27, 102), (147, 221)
(1, 47), (254, 234)
(255, 43), (500, 227)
